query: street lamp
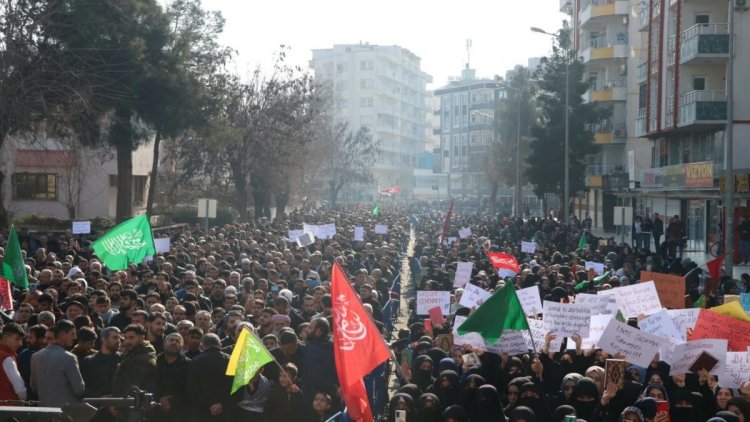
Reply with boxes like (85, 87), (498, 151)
(531, 25), (571, 226)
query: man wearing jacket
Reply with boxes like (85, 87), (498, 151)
(187, 333), (236, 421)
(30, 320), (85, 407)
(112, 324), (157, 397)
(0, 323), (26, 402)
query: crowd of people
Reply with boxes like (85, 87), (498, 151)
(0, 202), (749, 422)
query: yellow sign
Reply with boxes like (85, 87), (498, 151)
(710, 300), (750, 323)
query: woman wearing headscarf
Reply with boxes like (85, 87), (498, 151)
(508, 405), (536, 422)
(518, 381), (551, 421)
(441, 405), (468, 422)
(586, 365), (606, 396)
(427, 370), (459, 410)
(387, 392), (416, 422)
(670, 389), (701, 422)
(415, 393), (441, 422)
(642, 383), (669, 404)
(411, 355), (435, 393)
(425, 347), (447, 377)
(714, 386), (736, 414)
(553, 404), (576, 421)
(457, 373), (485, 413)
(619, 406), (645, 422)
(570, 376), (600, 421)
(727, 397), (750, 422)
(472, 384), (505, 422)
(551, 372), (583, 410)
(504, 376), (531, 415)
(398, 384), (422, 405)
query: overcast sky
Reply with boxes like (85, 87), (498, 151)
(200, 0), (568, 89)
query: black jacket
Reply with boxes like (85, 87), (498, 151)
(81, 351), (121, 397)
(187, 348), (236, 418)
(155, 353), (191, 421)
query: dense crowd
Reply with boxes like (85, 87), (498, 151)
(0, 202), (749, 422)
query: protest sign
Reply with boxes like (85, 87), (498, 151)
(374, 224), (388, 235)
(598, 319), (663, 368)
(458, 228), (472, 239)
(453, 262), (474, 288)
(416, 291), (450, 315)
(710, 301), (750, 322)
(72, 220), (91, 235)
(517, 286), (543, 316)
(566, 314), (613, 350)
(521, 241), (536, 254)
(584, 261), (605, 276)
(317, 223), (336, 240)
(691, 309), (750, 351)
(575, 293), (611, 315)
(668, 339), (727, 377)
(598, 281), (662, 318)
(527, 319), (562, 352)
(302, 223), (317, 235)
(154, 238), (171, 254)
(639, 310), (683, 341)
(428, 306), (445, 326)
(353, 227), (365, 241)
(543, 301), (592, 338)
(720, 352), (750, 388)
(297, 232), (315, 247)
(453, 316), (487, 350)
(641, 271), (685, 309)
(741, 293), (750, 313)
(493, 330), (529, 355)
(288, 229), (304, 242)
(459, 284), (492, 309)
(666, 308), (700, 341)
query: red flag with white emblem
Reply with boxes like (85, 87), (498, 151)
(332, 262), (391, 422)
(487, 252), (520, 278)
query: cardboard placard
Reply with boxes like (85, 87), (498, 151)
(597, 319), (663, 368)
(542, 301), (593, 338)
(691, 308), (750, 351)
(566, 314), (613, 350)
(317, 223), (337, 240)
(598, 281), (663, 318)
(639, 309), (683, 341)
(459, 284), (492, 309)
(585, 261), (605, 276)
(72, 220), (91, 235)
(521, 241), (537, 254)
(665, 308), (700, 341)
(453, 262), (473, 288)
(720, 352), (750, 388)
(517, 286), (543, 316)
(458, 227), (472, 239)
(297, 232), (315, 247)
(641, 271), (686, 309)
(288, 229), (304, 242)
(668, 339), (727, 377)
(416, 291), (450, 315)
(353, 226), (365, 241)
(154, 237), (171, 254)
(374, 224), (388, 235)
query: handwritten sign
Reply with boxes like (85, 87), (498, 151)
(640, 309), (683, 341)
(567, 314), (613, 350)
(353, 227), (365, 241)
(720, 352), (750, 388)
(575, 293), (612, 315)
(72, 220), (91, 235)
(374, 224), (388, 235)
(599, 281), (662, 318)
(453, 316), (486, 350)
(297, 232), (315, 247)
(317, 223), (336, 240)
(598, 319), (663, 368)
(458, 227), (472, 239)
(517, 286), (543, 316)
(585, 261), (605, 276)
(447, 237), (458, 244)
(641, 271), (685, 309)
(666, 308), (700, 341)
(288, 229), (304, 242)
(669, 339), (727, 377)
(303, 223), (317, 235)
(493, 330), (529, 355)
(416, 291), (450, 315)
(691, 308), (750, 351)
(521, 241), (537, 254)
(453, 262), (474, 288)
(154, 238), (171, 254)
(527, 319), (562, 352)
(543, 301), (592, 338)
(459, 284), (492, 309)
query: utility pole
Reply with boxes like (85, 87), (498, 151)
(724, 5), (735, 277)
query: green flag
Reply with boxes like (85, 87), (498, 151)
(226, 328), (274, 394)
(457, 283), (529, 344)
(577, 234), (587, 251)
(93, 214), (155, 270)
(372, 205), (380, 216)
(593, 270), (612, 285)
(3, 226), (29, 289)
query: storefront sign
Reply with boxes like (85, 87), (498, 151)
(684, 162), (713, 188)
(719, 174), (750, 194)
(639, 161), (714, 189)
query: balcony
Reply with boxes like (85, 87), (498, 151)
(678, 90), (727, 128)
(680, 24), (729, 65)
(581, 35), (629, 63)
(587, 79), (626, 102)
(579, 0), (629, 27)
(637, 62), (648, 82)
(667, 36), (676, 67)
(635, 108), (647, 137)
(585, 164), (621, 188)
(639, 8), (649, 31)
(587, 121), (626, 144)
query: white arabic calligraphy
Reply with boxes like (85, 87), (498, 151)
(333, 294), (367, 351)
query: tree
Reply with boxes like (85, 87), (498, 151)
(526, 28), (610, 208)
(487, 66), (536, 216)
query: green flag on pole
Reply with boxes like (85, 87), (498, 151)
(3, 226), (29, 289)
(372, 205), (380, 216)
(457, 283), (529, 344)
(226, 328), (274, 394)
(577, 233), (587, 251)
(93, 214), (155, 270)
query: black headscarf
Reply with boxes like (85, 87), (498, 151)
(412, 355), (435, 392)
(457, 374), (485, 411)
(442, 404), (468, 422)
(553, 404), (576, 422)
(388, 393), (416, 422)
(571, 377), (599, 422)
(428, 370), (458, 410)
(474, 384), (505, 422)
(416, 393), (442, 422)
(509, 405), (536, 422)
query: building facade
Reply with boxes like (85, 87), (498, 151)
(309, 43), (432, 200)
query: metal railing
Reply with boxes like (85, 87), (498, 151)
(590, 79), (626, 91)
(586, 164), (619, 176)
(681, 23), (729, 40)
(680, 90), (726, 105)
(638, 107), (647, 118)
(589, 35), (629, 48)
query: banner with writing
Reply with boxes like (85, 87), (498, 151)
(668, 339), (727, 377)
(416, 291), (450, 315)
(566, 314), (614, 350)
(521, 241), (536, 254)
(720, 352), (750, 388)
(640, 309), (683, 341)
(598, 281), (662, 318)
(598, 319), (663, 368)
(459, 284), (492, 309)
(691, 309), (750, 351)
(641, 271), (685, 309)
(666, 308), (700, 341)
(543, 301), (593, 338)
(517, 286), (543, 316)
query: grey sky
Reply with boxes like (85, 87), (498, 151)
(201, 0), (567, 89)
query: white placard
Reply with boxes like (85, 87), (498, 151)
(721, 352), (750, 388)
(585, 261), (605, 275)
(566, 314), (613, 350)
(297, 232), (315, 247)
(640, 309), (683, 341)
(665, 309), (700, 341)
(598, 319), (663, 368)
(288, 229), (304, 242)
(521, 241), (537, 254)
(374, 224), (388, 235)
(517, 286), (543, 316)
(417, 291), (450, 315)
(543, 301), (593, 338)
(459, 284), (492, 309)
(575, 293), (612, 315)
(453, 262), (474, 288)
(303, 223), (317, 235)
(598, 281), (663, 318)
(354, 227), (365, 241)
(154, 238), (171, 254)
(453, 315), (487, 350)
(527, 319), (562, 352)
(668, 339), (728, 377)
(317, 223), (337, 240)
(72, 221), (91, 235)
(494, 330), (529, 355)
(447, 237), (458, 244)
(459, 227), (472, 239)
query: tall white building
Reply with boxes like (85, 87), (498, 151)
(310, 43), (432, 200)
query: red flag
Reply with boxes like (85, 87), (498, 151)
(706, 256), (724, 280)
(487, 252), (520, 278)
(438, 197), (455, 245)
(332, 262), (390, 422)
(0, 278), (12, 311)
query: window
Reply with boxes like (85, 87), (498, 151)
(360, 97), (373, 107)
(133, 176), (148, 206)
(336, 63), (348, 73)
(695, 14), (710, 25)
(693, 76), (706, 91)
(14, 173), (57, 200)
(360, 79), (373, 89)
(360, 60), (373, 70)
(336, 81), (348, 90)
